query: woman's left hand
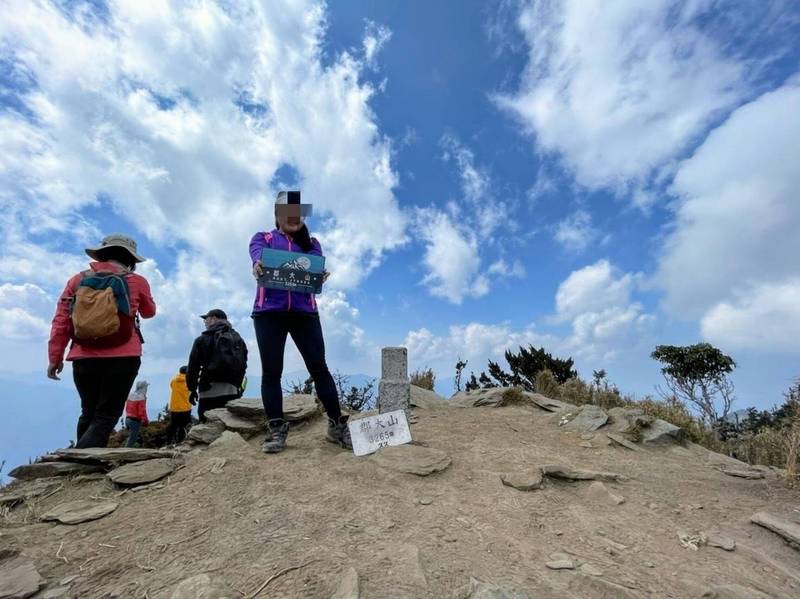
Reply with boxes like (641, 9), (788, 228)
(322, 270), (330, 283)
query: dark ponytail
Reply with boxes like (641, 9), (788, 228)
(274, 221), (313, 253)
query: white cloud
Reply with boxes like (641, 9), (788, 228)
(554, 210), (602, 253)
(555, 260), (635, 320)
(496, 0), (748, 194)
(0, 283), (52, 341)
(416, 208), (487, 304)
(656, 81), (800, 352)
(488, 258), (526, 279)
(701, 279), (800, 354)
(0, 0), (405, 373)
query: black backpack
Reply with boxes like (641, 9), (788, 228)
(206, 328), (247, 387)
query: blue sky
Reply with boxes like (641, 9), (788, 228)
(2, 0), (800, 475)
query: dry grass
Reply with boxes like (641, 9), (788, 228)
(409, 367), (436, 391)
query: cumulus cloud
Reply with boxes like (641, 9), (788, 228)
(701, 279), (800, 354)
(656, 81), (800, 350)
(496, 0), (755, 195)
(0, 0), (404, 372)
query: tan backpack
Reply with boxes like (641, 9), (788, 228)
(70, 270), (135, 346)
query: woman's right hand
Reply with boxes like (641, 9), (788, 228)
(252, 260), (264, 279)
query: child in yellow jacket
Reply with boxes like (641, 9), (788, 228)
(166, 366), (192, 444)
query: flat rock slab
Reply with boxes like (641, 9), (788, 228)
(641, 419), (685, 446)
(701, 584), (773, 599)
(187, 422), (225, 444)
(170, 573), (234, 599)
(8, 461), (103, 480)
(0, 557), (44, 599)
(54, 448), (175, 463)
(607, 407), (653, 433)
(606, 432), (641, 451)
(204, 409), (261, 437)
(224, 397), (264, 419)
(284, 394), (321, 422)
(717, 466), (765, 480)
(41, 500), (118, 525)
(370, 445), (451, 476)
(542, 464), (626, 483)
(750, 511), (800, 549)
(545, 559), (575, 570)
(528, 394), (576, 413)
(108, 458), (177, 486)
(501, 470), (544, 491)
(563, 405), (608, 433)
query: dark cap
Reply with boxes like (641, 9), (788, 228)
(199, 308), (227, 320)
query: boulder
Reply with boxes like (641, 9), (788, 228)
(284, 394), (321, 422)
(409, 385), (447, 409)
(750, 511), (800, 549)
(640, 419), (685, 445)
(187, 422), (225, 444)
(0, 557), (44, 599)
(449, 387), (534, 409)
(54, 448), (175, 463)
(170, 574), (233, 599)
(107, 458), (178, 486)
(204, 409), (261, 437)
(41, 500), (118, 525)
(562, 405), (608, 433)
(8, 461), (103, 481)
(209, 431), (250, 451)
(330, 567), (360, 599)
(542, 464), (626, 483)
(500, 470), (544, 491)
(370, 445), (451, 476)
(224, 397), (264, 420)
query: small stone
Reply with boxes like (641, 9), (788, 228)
(717, 467), (765, 480)
(542, 464), (626, 483)
(706, 534), (736, 551)
(606, 432), (641, 451)
(545, 559), (575, 570)
(554, 531), (563, 536)
(41, 500), (118, 525)
(59, 575), (79, 586)
(209, 431), (249, 451)
(642, 561), (655, 568)
(580, 563), (603, 576)
(580, 433), (595, 440)
(418, 497), (433, 505)
(586, 481), (625, 505)
(500, 470), (544, 491)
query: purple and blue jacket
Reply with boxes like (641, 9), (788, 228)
(249, 229), (321, 314)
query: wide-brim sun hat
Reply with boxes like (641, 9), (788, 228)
(85, 233), (146, 263)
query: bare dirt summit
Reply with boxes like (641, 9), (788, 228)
(2, 387), (799, 598)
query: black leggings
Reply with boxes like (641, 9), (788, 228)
(72, 356), (141, 448)
(253, 311), (341, 422)
(167, 411), (192, 444)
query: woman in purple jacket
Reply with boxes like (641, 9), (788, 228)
(249, 191), (352, 453)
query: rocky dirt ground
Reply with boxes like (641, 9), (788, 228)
(2, 388), (800, 598)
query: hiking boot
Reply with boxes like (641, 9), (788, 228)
(262, 419), (289, 453)
(326, 415), (352, 449)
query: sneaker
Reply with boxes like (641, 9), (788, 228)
(326, 415), (353, 449)
(261, 419), (289, 453)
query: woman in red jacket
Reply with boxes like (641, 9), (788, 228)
(47, 234), (157, 448)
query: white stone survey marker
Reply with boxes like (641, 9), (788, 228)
(349, 409), (412, 457)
